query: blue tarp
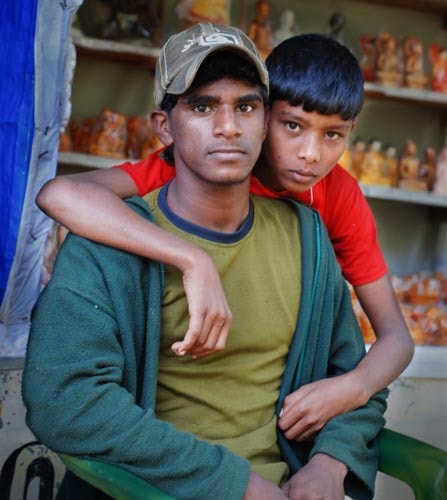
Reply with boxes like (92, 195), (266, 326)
(0, 0), (81, 355)
(0, 1), (37, 302)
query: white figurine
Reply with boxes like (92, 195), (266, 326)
(273, 9), (298, 46)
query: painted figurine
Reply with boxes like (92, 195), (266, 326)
(360, 138), (388, 186)
(359, 34), (377, 82)
(434, 146), (447, 195)
(272, 9), (298, 46)
(248, 0), (273, 60)
(419, 145), (437, 191)
(375, 32), (404, 87)
(398, 139), (425, 191)
(429, 44), (447, 93)
(403, 35), (428, 90)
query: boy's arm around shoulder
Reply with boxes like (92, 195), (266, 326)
(22, 199), (249, 500)
(285, 201), (388, 499)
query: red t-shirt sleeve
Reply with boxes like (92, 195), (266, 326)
(114, 148), (176, 196)
(319, 166), (388, 286)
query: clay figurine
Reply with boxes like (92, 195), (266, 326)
(175, 0), (230, 28)
(350, 137), (367, 179)
(375, 32), (404, 87)
(383, 144), (399, 187)
(327, 12), (346, 46)
(403, 35), (428, 90)
(359, 34), (377, 82)
(359, 138), (388, 186)
(429, 44), (447, 93)
(398, 139), (425, 191)
(434, 146), (447, 195)
(88, 108), (128, 158)
(248, 0), (273, 60)
(419, 145), (437, 191)
(272, 9), (298, 46)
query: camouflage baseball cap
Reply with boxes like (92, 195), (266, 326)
(154, 23), (269, 108)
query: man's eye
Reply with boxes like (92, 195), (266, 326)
(194, 104), (211, 112)
(238, 103), (254, 112)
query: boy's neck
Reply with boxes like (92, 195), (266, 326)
(166, 178), (252, 233)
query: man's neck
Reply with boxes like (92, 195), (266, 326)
(166, 178), (251, 233)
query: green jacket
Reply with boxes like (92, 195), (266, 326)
(23, 197), (387, 500)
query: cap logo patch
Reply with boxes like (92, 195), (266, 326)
(181, 33), (241, 53)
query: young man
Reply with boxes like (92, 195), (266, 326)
(36, 33), (413, 437)
(24, 23), (387, 499)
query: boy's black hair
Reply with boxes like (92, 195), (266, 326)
(266, 33), (364, 120)
(160, 50), (268, 165)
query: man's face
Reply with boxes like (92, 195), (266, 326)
(258, 101), (354, 192)
(164, 78), (268, 187)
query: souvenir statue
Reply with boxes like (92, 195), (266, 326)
(70, 117), (98, 154)
(429, 44), (447, 93)
(338, 148), (356, 178)
(77, 0), (163, 46)
(351, 137), (366, 179)
(375, 32), (404, 87)
(272, 9), (298, 46)
(248, 0), (273, 60)
(403, 35), (428, 90)
(359, 34), (377, 82)
(88, 108), (128, 158)
(398, 139), (425, 191)
(359, 138), (388, 186)
(383, 144), (399, 187)
(175, 0), (230, 28)
(434, 146), (447, 195)
(327, 12), (346, 46)
(419, 145), (437, 191)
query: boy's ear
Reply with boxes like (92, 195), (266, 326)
(350, 119), (356, 132)
(151, 110), (174, 146)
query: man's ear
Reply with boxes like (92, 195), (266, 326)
(151, 110), (174, 146)
(262, 106), (270, 141)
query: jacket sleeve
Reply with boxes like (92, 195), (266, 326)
(22, 223), (250, 500)
(309, 274), (388, 500)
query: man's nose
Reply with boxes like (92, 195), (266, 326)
(213, 107), (242, 137)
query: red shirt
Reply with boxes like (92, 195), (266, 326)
(116, 149), (387, 286)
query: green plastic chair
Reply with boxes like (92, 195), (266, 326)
(60, 428), (447, 500)
(377, 428), (447, 499)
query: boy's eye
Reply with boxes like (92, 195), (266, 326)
(286, 122), (300, 131)
(326, 131), (342, 140)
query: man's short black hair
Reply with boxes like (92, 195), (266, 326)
(266, 33), (364, 120)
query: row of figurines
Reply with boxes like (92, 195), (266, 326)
(59, 109), (163, 160)
(360, 32), (447, 93)
(339, 137), (447, 194)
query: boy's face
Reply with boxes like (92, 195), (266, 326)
(154, 78), (268, 188)
(258, 101), (354, 193)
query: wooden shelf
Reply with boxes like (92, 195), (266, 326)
(360, 182), (447, 208)
(356, 0), (447, 14)
(364, 82), (447, 108)
(58, 152), (131, 170)
(72, 34), (160, 70)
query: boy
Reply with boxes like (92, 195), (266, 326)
(24, 23), (387, 499)
(36, 33), (409, 438)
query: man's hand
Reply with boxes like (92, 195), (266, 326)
(281, 454), (347, 500)
(278, 374), (364, 441)
(243, 472), (288, 500)
(171, 249), (233, 358)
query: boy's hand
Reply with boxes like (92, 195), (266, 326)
(281, 453), (347, 499)
(278, 374), (364, 441)
(243, 472), (288, 500)
(171, 249), (232, 358)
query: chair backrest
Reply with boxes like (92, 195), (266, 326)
(378, 428), (447, 500)
(60, 428), (447, 500)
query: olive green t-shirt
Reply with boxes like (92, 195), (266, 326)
(145, 186), (301, 485)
